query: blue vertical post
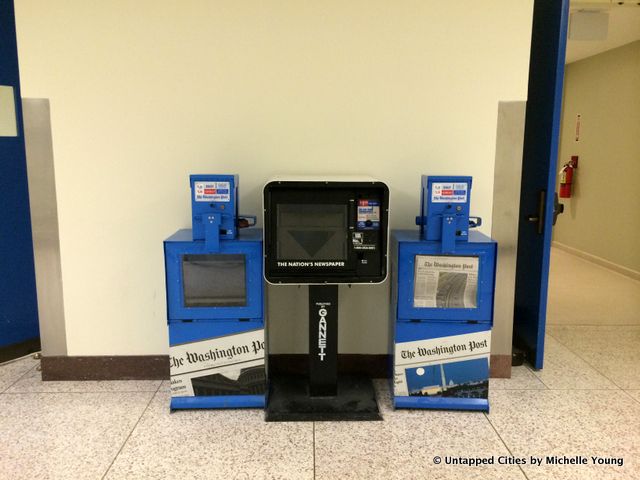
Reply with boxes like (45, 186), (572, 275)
(0, 0), (40, 360)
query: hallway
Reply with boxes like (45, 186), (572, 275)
(545, 247), (640, 390)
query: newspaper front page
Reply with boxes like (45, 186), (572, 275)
(413, 255), (479, 308)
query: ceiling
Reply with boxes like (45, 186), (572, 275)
(565, 3), (640, 63)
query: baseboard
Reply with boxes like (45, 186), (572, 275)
(41, 353), (512, 381)
(41, 354), (386, 381)
(41, 355), (169, 381)
(271, 354), (511, 379)
(269, 354), (389, 378)
(490, 354), (511, 378)
(552, 241), (640, 281)
(42, 354), (387, 382)
(0, 338), (41, 364)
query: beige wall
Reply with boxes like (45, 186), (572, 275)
(555, 41), (640, 273)
(0, 86), (18, 136)
(15, 0), (533, 356)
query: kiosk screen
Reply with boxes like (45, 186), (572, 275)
(276, 204), (348, 261)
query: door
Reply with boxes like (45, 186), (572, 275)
(513, 0), (569, 369)
(0, 0), (40, 361)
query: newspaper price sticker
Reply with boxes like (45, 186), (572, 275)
(194, 181), (231, 202)
(431, 182), (468, 203)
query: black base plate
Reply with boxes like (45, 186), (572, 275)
(265, 374), (382, 422)
(0, 338), (40, 364)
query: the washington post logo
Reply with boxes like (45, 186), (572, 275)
(317, 307), (328, 361)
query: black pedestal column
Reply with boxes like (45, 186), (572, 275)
(266, 285), (381, 422)
(308, 285), (338, 397)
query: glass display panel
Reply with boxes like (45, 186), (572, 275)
(276, 204), (347, 260)
(182, 254), (246, 307)
(413, 255), (479, 308)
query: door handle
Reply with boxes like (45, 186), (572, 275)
(552, 191), (564, 226)
(526, 190), (545, 235)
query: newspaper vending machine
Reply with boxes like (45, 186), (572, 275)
(390, 176), (497, 411)
(164, 175), (265, 410)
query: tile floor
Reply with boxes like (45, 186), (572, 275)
(1, 248), (639, 479)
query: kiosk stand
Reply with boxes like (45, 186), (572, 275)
(263, 178), (389, 421)
(164, 175), (266, 410)
(390, 176), (497, 412)
(308, 285), (338, 397)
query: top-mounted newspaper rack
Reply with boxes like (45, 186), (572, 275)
(190, 174), (239, 243)
(416, 176), (482, 253)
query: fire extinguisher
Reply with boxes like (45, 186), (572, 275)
(559, 156), (578, 198)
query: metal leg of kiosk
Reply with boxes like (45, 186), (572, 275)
(265, 285), (381, 422)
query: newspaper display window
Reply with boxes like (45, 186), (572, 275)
(413, 255), (479, 309)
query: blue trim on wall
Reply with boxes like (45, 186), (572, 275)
(0, 0), (40, 349)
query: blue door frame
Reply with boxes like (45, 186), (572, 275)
(0, 0), (40, 361)
(513, 0), (569, 369)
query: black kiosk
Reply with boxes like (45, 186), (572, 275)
(263, 177), (389, 421)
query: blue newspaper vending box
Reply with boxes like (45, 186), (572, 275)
(164, 175), (265, 410)
(390, 176), (497, 411)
